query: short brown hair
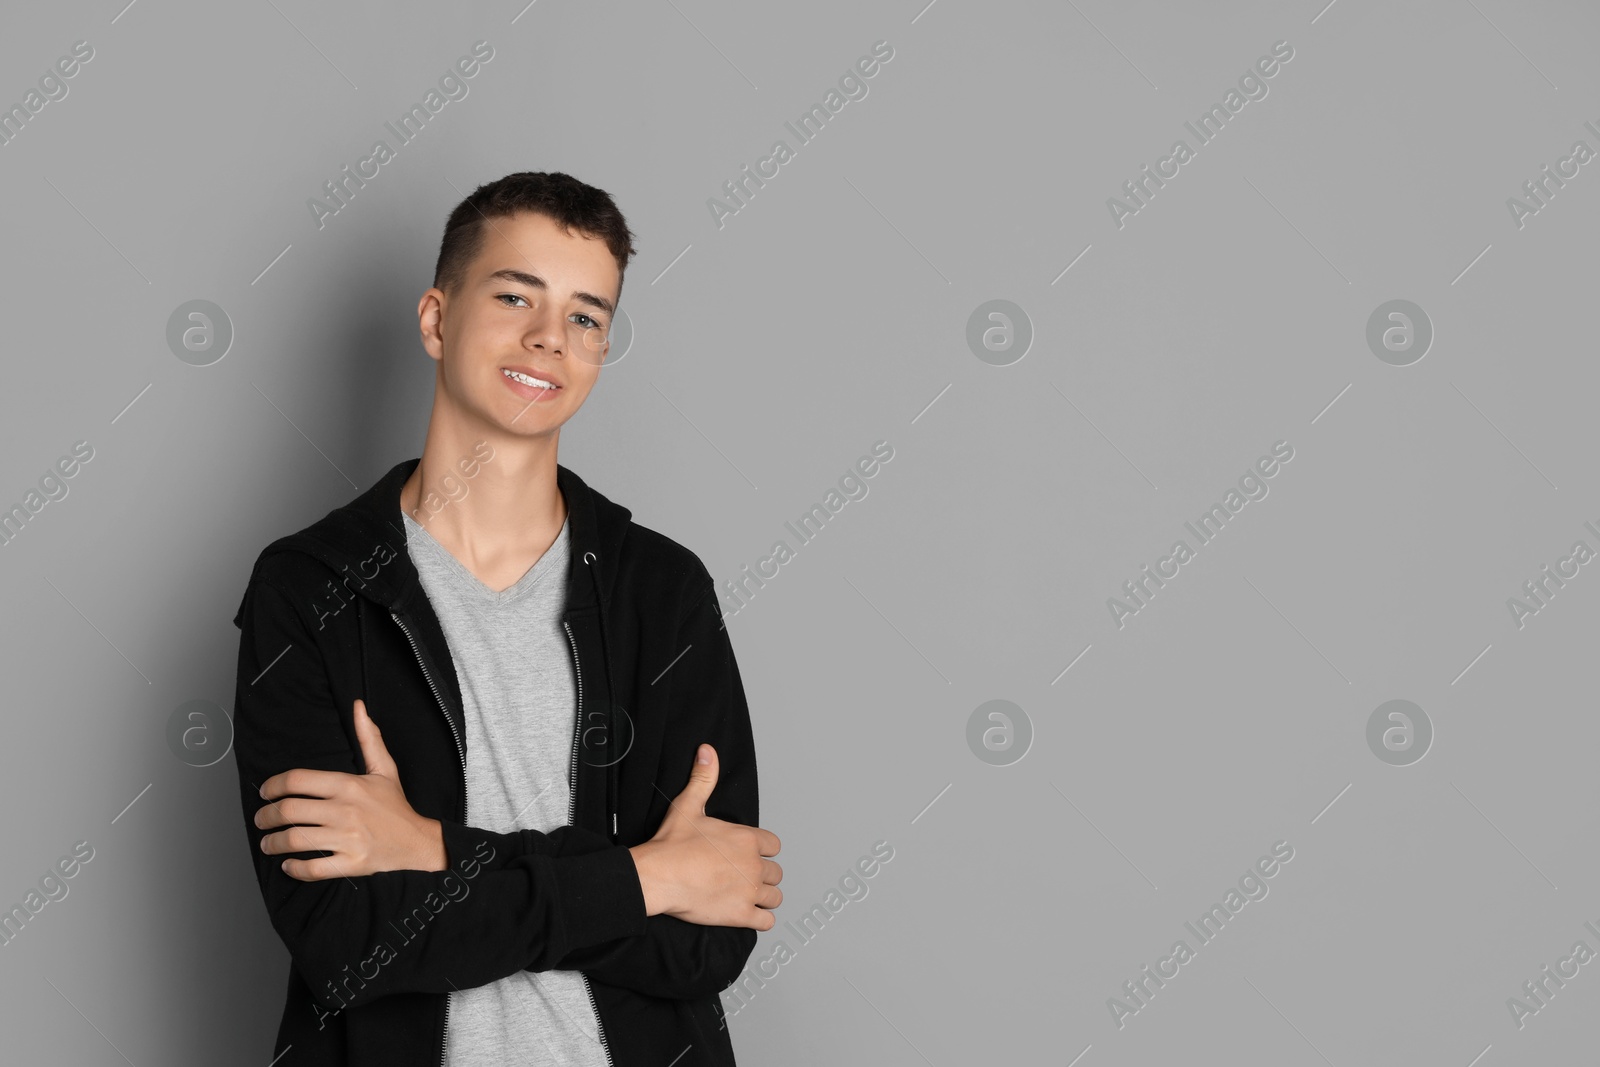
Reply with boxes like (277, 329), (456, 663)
(432, 171), (637, 306)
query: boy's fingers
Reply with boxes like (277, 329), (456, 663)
(254, 796), (319, 829)
(279, 857), (339, 882)
(261, 824), (334, 855)
(260, 767), (348, 801)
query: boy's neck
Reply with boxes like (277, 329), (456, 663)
(399, 419), (567, 573)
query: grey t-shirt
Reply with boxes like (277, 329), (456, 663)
(403, 510), (609, 1067)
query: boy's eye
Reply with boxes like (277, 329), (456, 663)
(495, 294), (604, 331)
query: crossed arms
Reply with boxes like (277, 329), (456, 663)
(233, 569), (781, 1012)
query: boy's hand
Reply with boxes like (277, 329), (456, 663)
(255, 698), (446, 881)
(628, 743), (783, 930)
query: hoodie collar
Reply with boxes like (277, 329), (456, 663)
(260, 457), (632, 616)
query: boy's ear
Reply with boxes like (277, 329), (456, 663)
(417, 289), (447, 363)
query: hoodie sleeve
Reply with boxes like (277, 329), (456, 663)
(232, 569), (648, 1012)
(539, 566), (761, 999)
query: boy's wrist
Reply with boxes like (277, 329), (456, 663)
(414, 816), (447, 872)
(627, 841), (672, 917)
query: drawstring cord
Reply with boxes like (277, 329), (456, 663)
(583, 550), (619, 842)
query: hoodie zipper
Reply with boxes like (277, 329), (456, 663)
(390, 606), (612, 1065)
(389, 610), (466, 1067)
(564, 617), (615, 1067)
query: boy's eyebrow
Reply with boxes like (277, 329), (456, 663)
(485, 268), (615, 317)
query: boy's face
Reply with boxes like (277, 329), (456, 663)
(419, 210), (619, 438)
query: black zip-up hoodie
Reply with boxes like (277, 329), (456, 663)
(231, 457), (759, 1066)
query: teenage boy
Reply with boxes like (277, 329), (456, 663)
(231, 171), (782, 1066)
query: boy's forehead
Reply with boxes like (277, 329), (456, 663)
(475, 215), (615, 274)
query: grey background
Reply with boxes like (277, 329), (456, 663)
(0, 0), (1595, 1063)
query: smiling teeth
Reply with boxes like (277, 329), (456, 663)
(503, 369), (557, 389)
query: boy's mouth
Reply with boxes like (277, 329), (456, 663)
(502, 367), (562, 394)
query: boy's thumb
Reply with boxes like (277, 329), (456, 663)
(353, 699), (396, 777)
(682, 743), (718, 802)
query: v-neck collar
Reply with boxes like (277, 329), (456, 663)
(402, 510), (570, 607)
